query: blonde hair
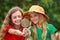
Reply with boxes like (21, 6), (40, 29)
(0, 7), (23, 40)
(30, 12), (48, 40)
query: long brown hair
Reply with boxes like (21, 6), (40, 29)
(30, 12), (48, 40)
(0, 7), (23, 40)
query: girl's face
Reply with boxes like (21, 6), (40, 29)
(30, 13), (40, 24)
(11, 10), (23, 25)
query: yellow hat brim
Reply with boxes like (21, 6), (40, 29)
(23, 12), (49, 21)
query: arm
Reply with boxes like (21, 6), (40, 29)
(48, 24), (57, 40)
(51, 33), (57, 40)
(8, 29), (23, 36)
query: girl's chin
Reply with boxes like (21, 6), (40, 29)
(15, 23), (20, 26)
(33, 22), (38, 24)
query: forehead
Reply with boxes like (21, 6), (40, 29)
(12, 10), (22, 16)
(29, 12), (38, 16)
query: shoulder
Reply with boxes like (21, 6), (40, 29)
(7, 25), (12, 28)
(47, 24), (57, 34)
(47, 24), (56, 29)
(6, 25), (12, 31)
(29, 27), (33, 32)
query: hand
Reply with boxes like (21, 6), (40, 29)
(23, 28), (31, 37)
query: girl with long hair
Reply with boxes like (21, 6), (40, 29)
(24, 5), (57, 40)
(0, 6), (30, 40)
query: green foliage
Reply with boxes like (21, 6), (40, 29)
(0, 0), (60, 30)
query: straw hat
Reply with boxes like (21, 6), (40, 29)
(23, 5), (49, 21)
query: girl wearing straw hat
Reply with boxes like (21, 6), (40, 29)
(23, 5), (57, 40)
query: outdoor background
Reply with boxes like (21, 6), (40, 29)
(0, 0), (60, 31)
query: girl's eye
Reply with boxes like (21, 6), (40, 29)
(30, 16), (32, 18)
(34, 14), (38, 17)
(13, 16), (16, 19)
(18, 15), (22, 18)
(18, 15), (20, 18)
(30, 15), (35, 18)
(34, 15), (37, 17)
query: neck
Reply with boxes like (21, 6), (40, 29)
(14, 25), (21, 30)
(37, 24), (42, 28)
